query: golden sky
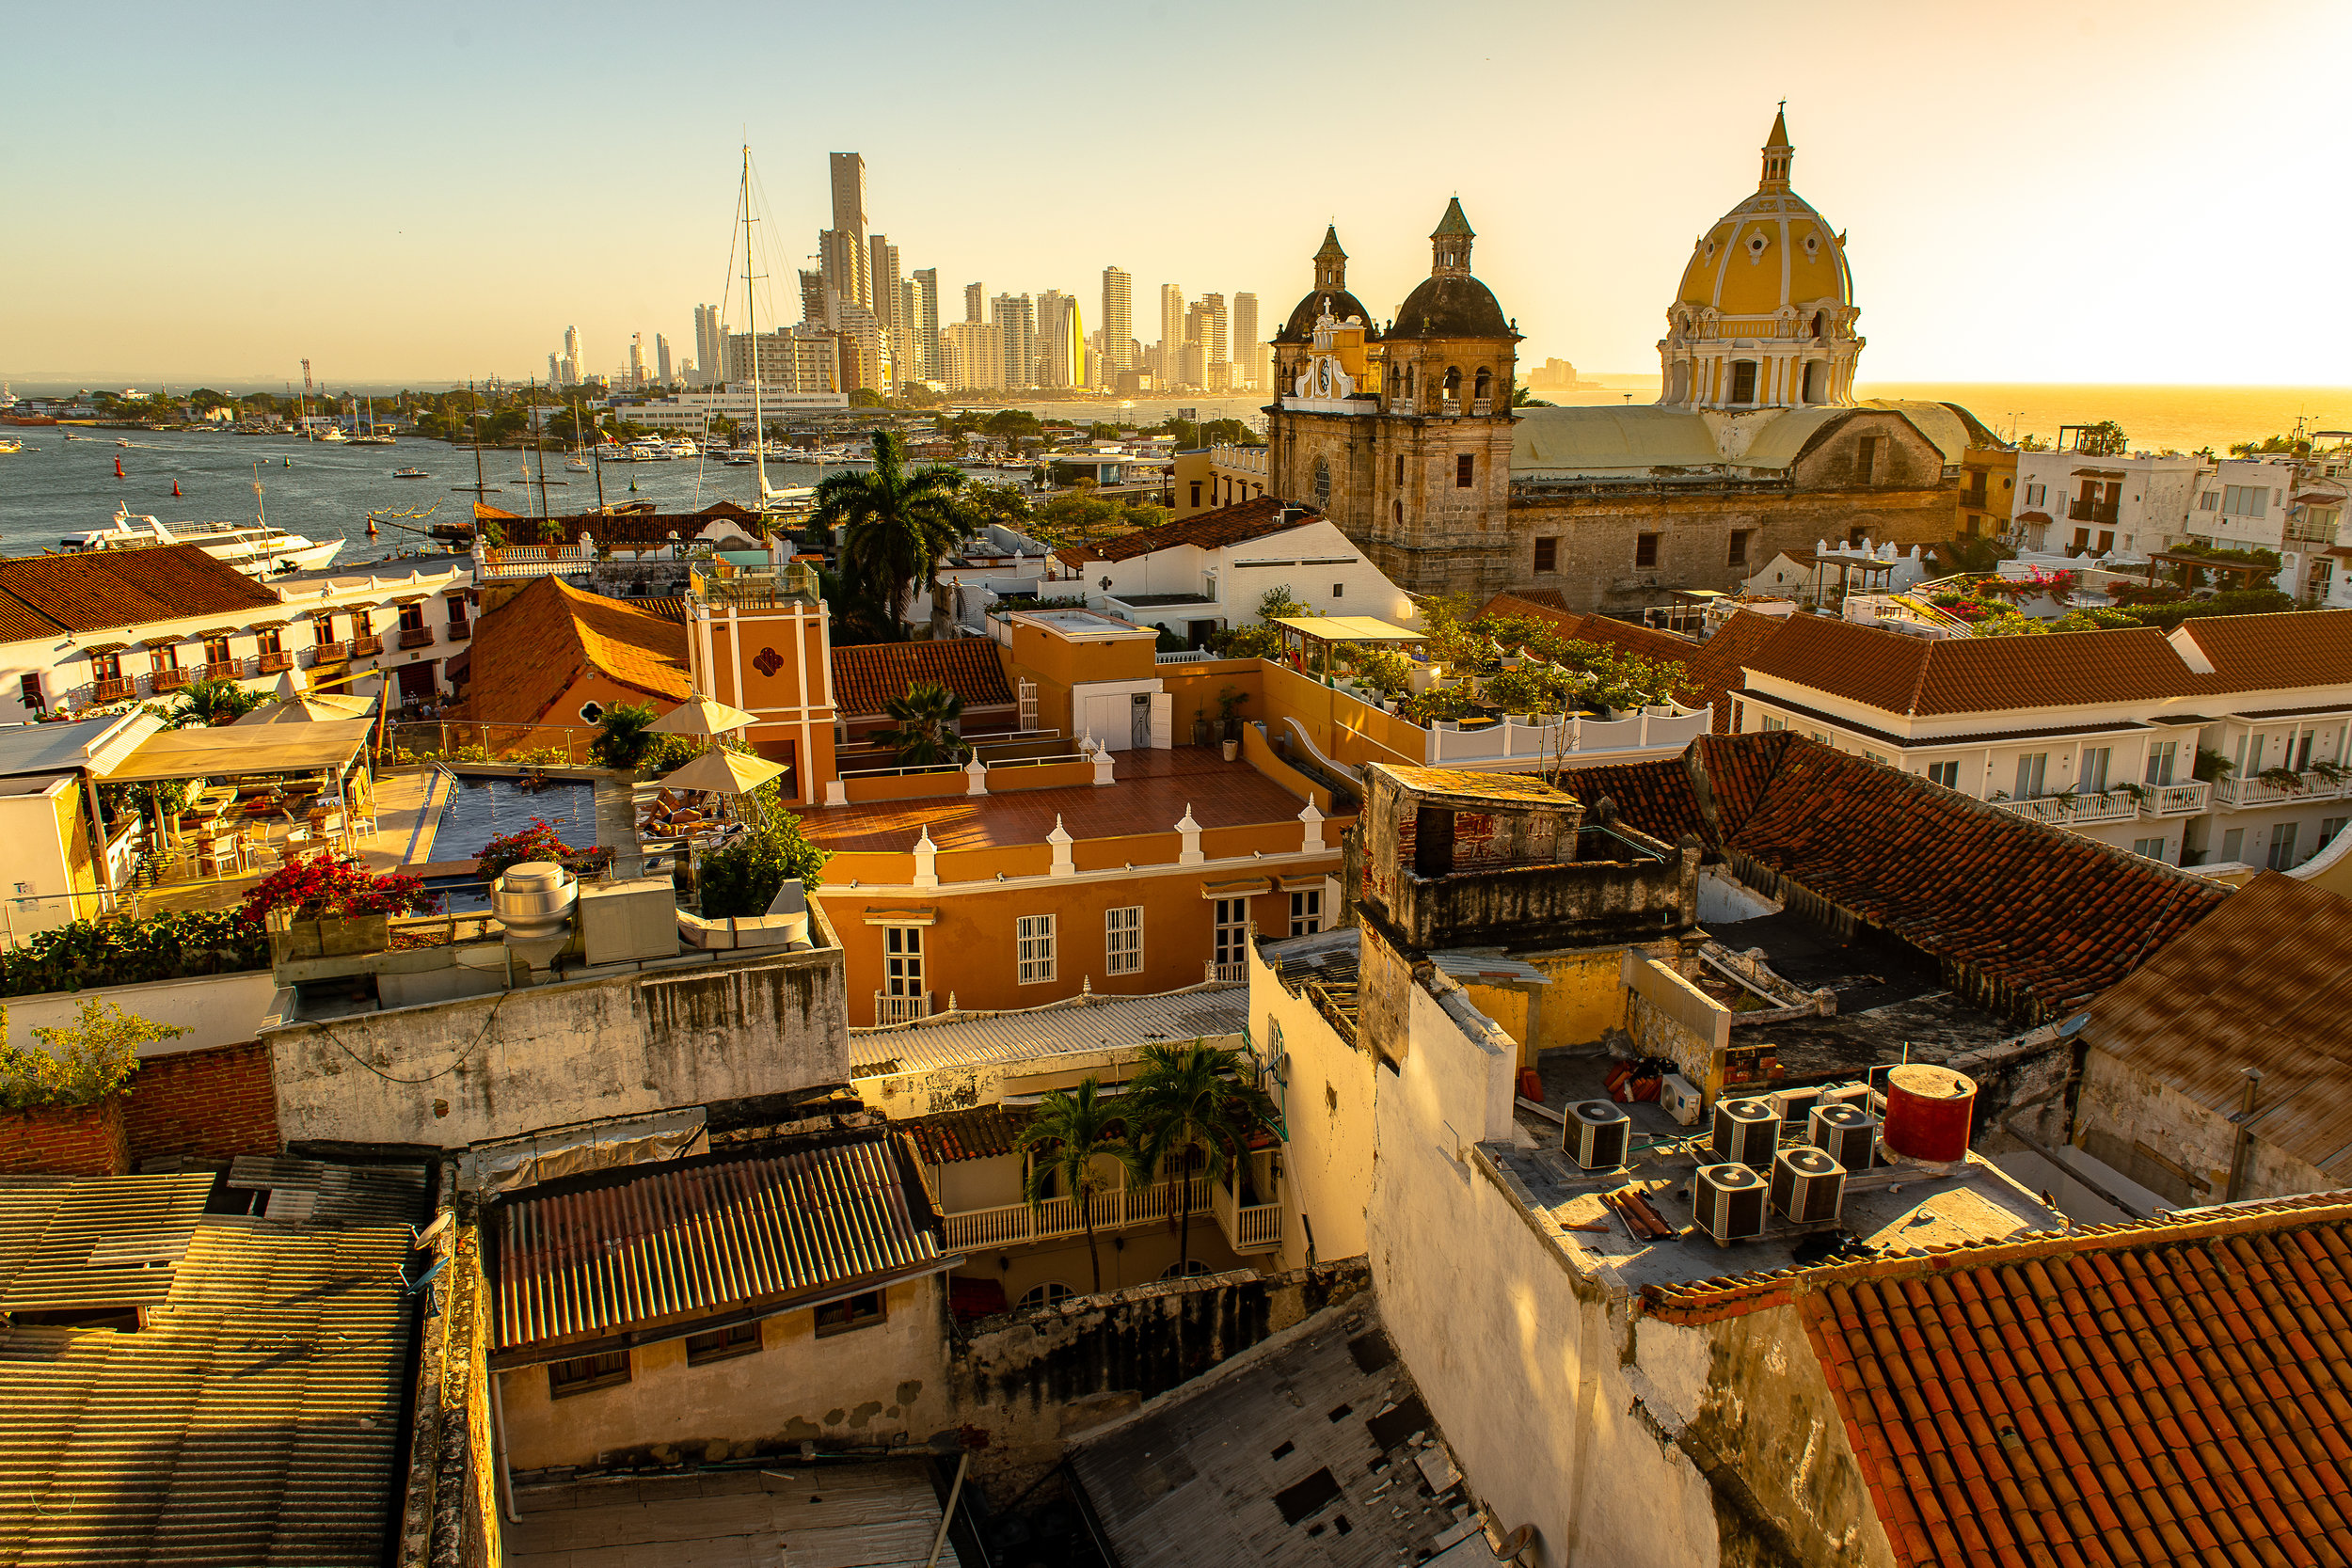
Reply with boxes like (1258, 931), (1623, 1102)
(5, 0), (2341, 387)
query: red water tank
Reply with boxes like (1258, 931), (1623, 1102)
(1882, 1065), (1977, 1162)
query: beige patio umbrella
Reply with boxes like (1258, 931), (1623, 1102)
(233, 669), (374, 725)
(651, 694), (757, 736)
(658, 747), (786, 796)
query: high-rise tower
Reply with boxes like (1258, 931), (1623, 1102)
(826, 152), (870, 309)
(655, 334), (673, 385)
(692, 306), (723, 388)
(912, 268), (941, 381)
(1232, 293), (1261, 389)
(1101, 267), (1133, 374)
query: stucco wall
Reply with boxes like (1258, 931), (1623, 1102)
(500, 1275), (952, 1475)
(267, 947), (850, 1150)
(1248, 943), (1379, 1274)
(2071, 1045), (2330, 1206)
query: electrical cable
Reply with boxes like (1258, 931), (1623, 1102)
(315, 985), (515, 1086)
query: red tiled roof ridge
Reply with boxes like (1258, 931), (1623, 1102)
(1053, 496), (1311, 568)
(1642, 1185), (2352, 1325)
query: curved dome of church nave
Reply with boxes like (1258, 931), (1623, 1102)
(1673, 116), (1853, 327)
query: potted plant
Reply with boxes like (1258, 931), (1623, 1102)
(240, 853), (439, 958)
(1215, 687), (1248, 761)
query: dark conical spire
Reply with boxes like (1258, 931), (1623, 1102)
(1430, 198), (1473, 277)
(1313, 225), (1347, 291)
(1760, 103), (1793, 192)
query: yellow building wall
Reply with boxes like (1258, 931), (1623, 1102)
(494, 1275), (950, 1472)
(1001, 620), (1159, 740)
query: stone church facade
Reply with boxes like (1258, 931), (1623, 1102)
(1264, 115), (1991, 613)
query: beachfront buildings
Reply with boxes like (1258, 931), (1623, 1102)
(1724, 608), (2352, 871)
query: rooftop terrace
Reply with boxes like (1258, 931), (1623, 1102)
(800, 745), (1323, 854)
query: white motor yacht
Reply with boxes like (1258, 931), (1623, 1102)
(58, 504), (343, 577)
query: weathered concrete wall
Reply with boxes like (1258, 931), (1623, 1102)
(1389, 844), (1701, 954)
(268, 947), (850, 1150)
(394, 1173), (501, 1568)
(2070, 1045), (2331, 1207)
(501, 1275), (954, 1477)
(949, 1259), (1371, 1490)
(1249, 941), (1379, 1273)
(1626, 951), (1734, 1094)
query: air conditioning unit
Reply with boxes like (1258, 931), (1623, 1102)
(1659, 1073), (1704, 1127)
(1770, 1146), (1848, 1224)
(1692, 1163), (1768, 1243)
(1810, 1102), (1881, 1172)
(1771, 1085), (1821, 1127)
(1564, 1100), (1631, 1172)
(1710, 1098), (1781, 1170)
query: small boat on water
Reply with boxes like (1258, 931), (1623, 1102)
(0, 439), (20, 454)
(59, 504), (343, 576)
(115, 437), (132, 447)
(393, 467), (429, 479)
(565, 456), (590, 471)
(317, 427), (350, 444)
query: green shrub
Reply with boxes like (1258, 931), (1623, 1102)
(700, 791), (830, 918)
(0, 911), (271, 998)
(0, 999), (189, 1109)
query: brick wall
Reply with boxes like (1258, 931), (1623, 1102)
(0, 1098), (129, 1176)
(126, 1041), (278, 1164)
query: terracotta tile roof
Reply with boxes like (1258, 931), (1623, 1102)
(0, 545), (279, 640)
(1053, 497), (1311, 570)
(1596, 734), (2232, 1021)
(831, 637), (1014, 721)
(904, 1105), (1032, 1164)
(1680, 610), (1791, 733)
(1789, 1196), (2352, 1568)
(1743, 608), (2352, 718)
(454, 575), (689, 725)
(2079, 872), (2352, 1181)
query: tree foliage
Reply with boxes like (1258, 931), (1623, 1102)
(0, 998), (188, 1110)
(2074, 420), (2130, 456)
(875, 681), (968, 767)
(817, 430), (967, 626)
(175, 678), (263, 727)
(1126, 1040), (1279, 1274)
(1017, 1077), (1147, 1295)
(699, 788), (829, 918)
(589, 702), (660, 769)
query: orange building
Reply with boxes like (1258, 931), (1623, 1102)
(682, 559), (837, 805)
(451, 576), (690, 752)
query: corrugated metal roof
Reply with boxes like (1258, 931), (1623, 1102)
(850, 987), (1248, 1076)
(1429, 950), (1550, 987)
(0, 1167), (424, 1567)
(493, 1129), (943, 1355)
(2079, 872), (2352, 1180)
(0, 1172), (215, 1311)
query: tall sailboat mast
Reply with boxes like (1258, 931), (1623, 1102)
(743, 145), (769, 514)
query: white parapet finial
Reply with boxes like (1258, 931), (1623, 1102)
(1176, 803), (1205, 866)
(1048, 814), (1076, 877)
(1298, 799), (1326, 852)
(913, 827), (939, 890)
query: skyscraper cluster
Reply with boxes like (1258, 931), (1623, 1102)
(584, 150), (1270, 401)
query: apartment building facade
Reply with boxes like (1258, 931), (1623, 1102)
(1728, 610), (2352, 871)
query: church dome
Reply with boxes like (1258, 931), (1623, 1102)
(1674, 109), (1851, 324)
(1276, 225), (1380, 343)
(1389, 198), (1515, 341)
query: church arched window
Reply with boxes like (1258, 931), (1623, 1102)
(1474, 368), (1492, 403)
(1801, 361), (1821, 404)
(1729, 360), (1758, 404)
(1443, 367), (1461, 401)
(1810, 310), (1826, 340)
(1404, 365), (1416, 399)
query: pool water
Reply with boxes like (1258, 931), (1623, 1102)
(433, 777), (598, 866)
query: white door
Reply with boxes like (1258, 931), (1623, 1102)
(1082, 692), (1129, 750)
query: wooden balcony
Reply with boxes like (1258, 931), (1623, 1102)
(200, 659), (244, 682)
(445, 622), (472, 641)
(350, 634), (383, 657)
(311, 641), (349, 664)
(92, 677), (136, 703)
(151, 668), (190, 692)
(398, 626), (437, 650)
(257, 651), (294, 673)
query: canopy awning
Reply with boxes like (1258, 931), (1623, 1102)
(660, 748), (787, 795)
(103, 717), (375, 782)
(1269, 615), (1425, 643)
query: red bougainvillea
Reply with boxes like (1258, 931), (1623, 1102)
(239, 854), (439, 926)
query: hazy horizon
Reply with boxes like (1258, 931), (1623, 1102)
(7, 0), (2343, 388)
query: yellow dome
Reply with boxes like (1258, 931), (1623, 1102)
(1674, 111), (1851, 324)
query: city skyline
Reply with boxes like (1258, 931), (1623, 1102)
(5, 0), (2347, 388)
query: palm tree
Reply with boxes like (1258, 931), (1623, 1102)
(589, 702), (659, 769)
(1128, 1039), (1279, 1275)
(1017, 1079), (1145, 1295)
(176, 678), (261, 727)
(815, 430), (967, 628)
(873, 681), (966, 767)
